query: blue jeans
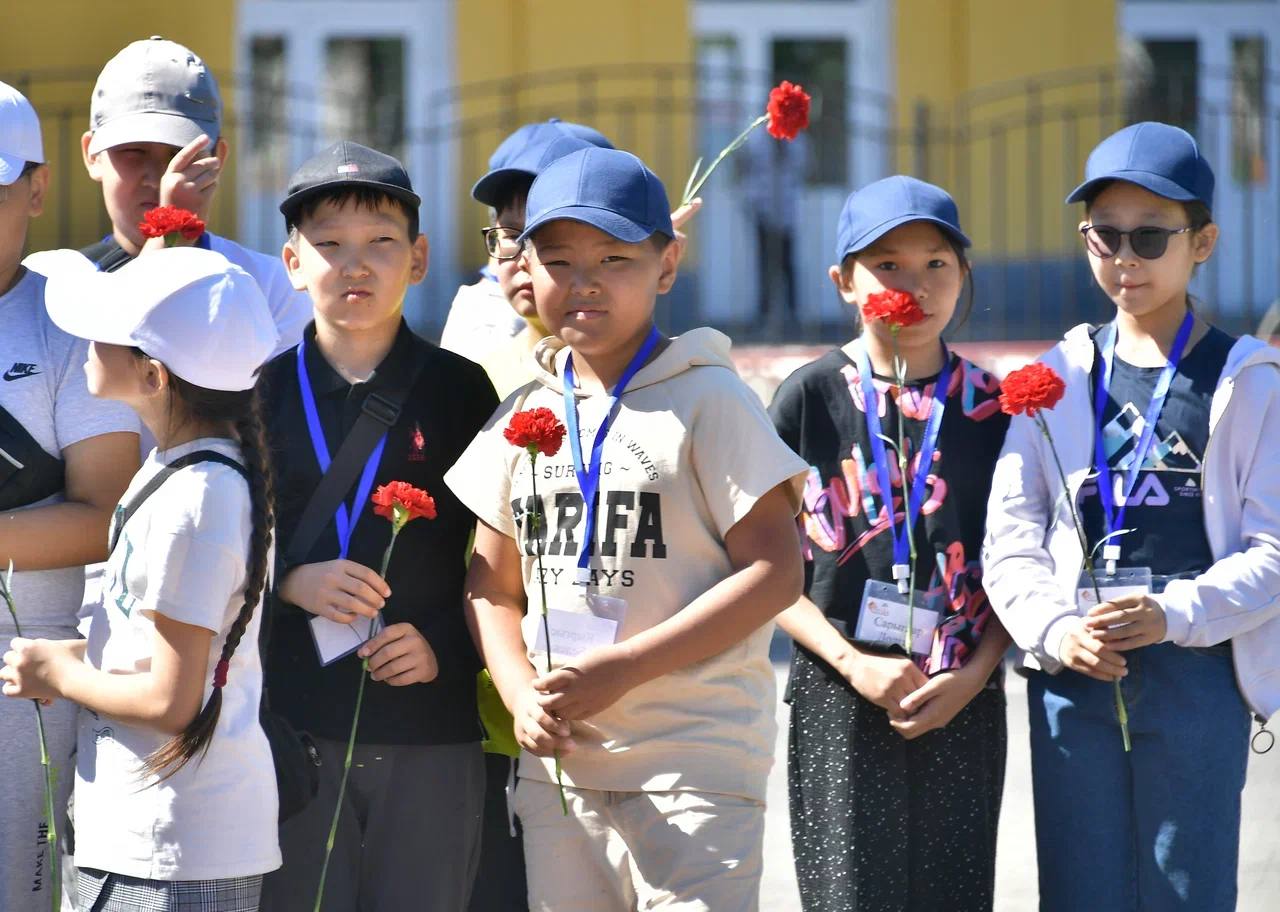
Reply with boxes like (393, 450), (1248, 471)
(1027, 642), (1250, 912)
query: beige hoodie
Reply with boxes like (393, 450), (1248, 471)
(446, 327), (807, 800)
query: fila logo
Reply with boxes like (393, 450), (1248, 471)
(3, 362), (39, 381)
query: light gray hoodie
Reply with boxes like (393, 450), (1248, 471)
(983, 322), (1280, 719)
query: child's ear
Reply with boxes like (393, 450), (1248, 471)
(81, 132), (104, 183)
(655, 238), (680, 294)
(141, 358), (168, 397)
(213, 137), (230, 166)
(282, 237), (306, 292)
(1191, 223), (1219, 264)
(829, 264), (858, 304)
(408, 233), (429, 284)
(25, 164), (49, 218)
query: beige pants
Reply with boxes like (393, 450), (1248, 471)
(514, 779), (765, 912)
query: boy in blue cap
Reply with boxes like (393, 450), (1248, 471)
(985, 122), (1280, 910)
(439, 119), (613, 372)
(445, 147), (807, 910)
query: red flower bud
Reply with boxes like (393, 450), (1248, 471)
(861, 289), (927, 330)
(766, 81), (811, 141)
(504, 407), (567, 458)
(999, 363), (1067, 417)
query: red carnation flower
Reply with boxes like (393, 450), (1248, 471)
(999, 363), (1066, 418)
(371, 481), (437, 525)
(766, 81), (811, 141)
(862, 289), (926, 330)
(138, 206), (206, 244)
(504, 407), (566, 458)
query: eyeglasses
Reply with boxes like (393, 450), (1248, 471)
(481, 227), (522, 261)
(1080, 224), (1193, 261)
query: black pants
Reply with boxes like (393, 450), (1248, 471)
(756, 223), (797, 316)
(787, 647), (1007, 912)
(468, 752), (528, 912)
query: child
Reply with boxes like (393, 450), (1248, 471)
(259, 141), (498, 912)
(47, 36), (310, 355)
(770, 176), (1011, 911)
(439, 118), (614, 370)
(0, 81), (140, 912)
(1, 246), (282, 910)
(983, 122), (1280, 911)
(445, 146), (808, 911)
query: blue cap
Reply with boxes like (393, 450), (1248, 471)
(1066, 121), (1214, 209)
(520, 147), (674, 244)
(835, 175), (970, 262)
(471, 118), (614, 207)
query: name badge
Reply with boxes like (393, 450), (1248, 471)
(1076, 566), (1152, 613)
(534, 593), (627, 660)
(310, 612), (385, 667)
(855, 580), (939, 657)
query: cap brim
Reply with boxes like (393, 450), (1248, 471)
(278, 181), (422, 219)
(1065, 171), (1198, 205)
(0, 152), (25, 186)
(471, 168), (534, 206)
(87, 111), (217, 156)
(43, 269), (144, 347)
(520, 205), (658, 244)
(839, 213), (972, 260)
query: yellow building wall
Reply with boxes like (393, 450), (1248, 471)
(454, 1), (694, 270)
(894, 0), (1120, 260)
(0, 2), (236, 254)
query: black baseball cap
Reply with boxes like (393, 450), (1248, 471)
(280, 140), (421, 224)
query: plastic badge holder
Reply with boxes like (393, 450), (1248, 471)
(535, 593), (627, 662)
(1076, 565), (1152, 614)
(854, 579), (941, 657)
(310, 611), (385, 666)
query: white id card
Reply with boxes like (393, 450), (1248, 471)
(534, 593), (627, 661)
(855, 580), (939, 657)
(1076, 566), (1152, 613)
(310, 613), (385, 667)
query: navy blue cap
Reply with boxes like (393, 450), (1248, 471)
(835, 176), (970, 262)
(520, 147), (674, 244)
(280, 140), (420, 221)
(1066, 121), (1214, 209)
(471, 118), (614, 207)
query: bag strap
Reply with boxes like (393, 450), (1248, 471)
(79, 238), (133, 274)
(109, 451), (248, 555)
(282, 339), (430, 568)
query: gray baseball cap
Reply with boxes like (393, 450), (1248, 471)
(87, 37), (222, 155)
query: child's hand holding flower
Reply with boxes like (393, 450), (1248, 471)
(1086, 593), (1168, 651)
(1, 637), (74, 704)
(532, 645), (638, 722)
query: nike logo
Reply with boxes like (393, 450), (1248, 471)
(2, 363), (40, 381)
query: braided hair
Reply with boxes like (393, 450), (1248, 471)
(138, 365), (275, 781)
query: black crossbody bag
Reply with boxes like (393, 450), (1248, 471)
(109, 450), (323, 822)
(0, 404), (65, 511)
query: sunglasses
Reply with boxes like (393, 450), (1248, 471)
(1080, 224), (1193, 260)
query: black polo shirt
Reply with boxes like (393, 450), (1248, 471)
(261, 320), (498, 745)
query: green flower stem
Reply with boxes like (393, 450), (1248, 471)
(314, 524), (405, 911)
(889, 331), (917, 657)
(1034, 414), (1131, 753)
(528, 452), (568, 815)
(681, 114), (768, 206)
(1, 574), (60, 912)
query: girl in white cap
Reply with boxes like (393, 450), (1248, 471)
(1, 246), (282, 911)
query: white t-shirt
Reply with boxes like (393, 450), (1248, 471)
(0, 268), (139, 634)
(438, 275), (524, 364)
(24, 233), (312, 359)
(445, 328), (807, 801)
(74, 437), (280, 881)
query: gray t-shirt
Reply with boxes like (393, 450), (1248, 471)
(0, 268), (139, 634)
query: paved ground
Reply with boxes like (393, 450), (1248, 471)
(760, 638), (1280, 911)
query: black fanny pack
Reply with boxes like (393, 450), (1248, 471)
(0, 403), (65, 511)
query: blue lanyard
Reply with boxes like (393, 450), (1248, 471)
(562, 327), (661, 585)
(296, 342), (387, 559)
(850, 340), (954, 593)
(1092, 310), (1194, 572)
